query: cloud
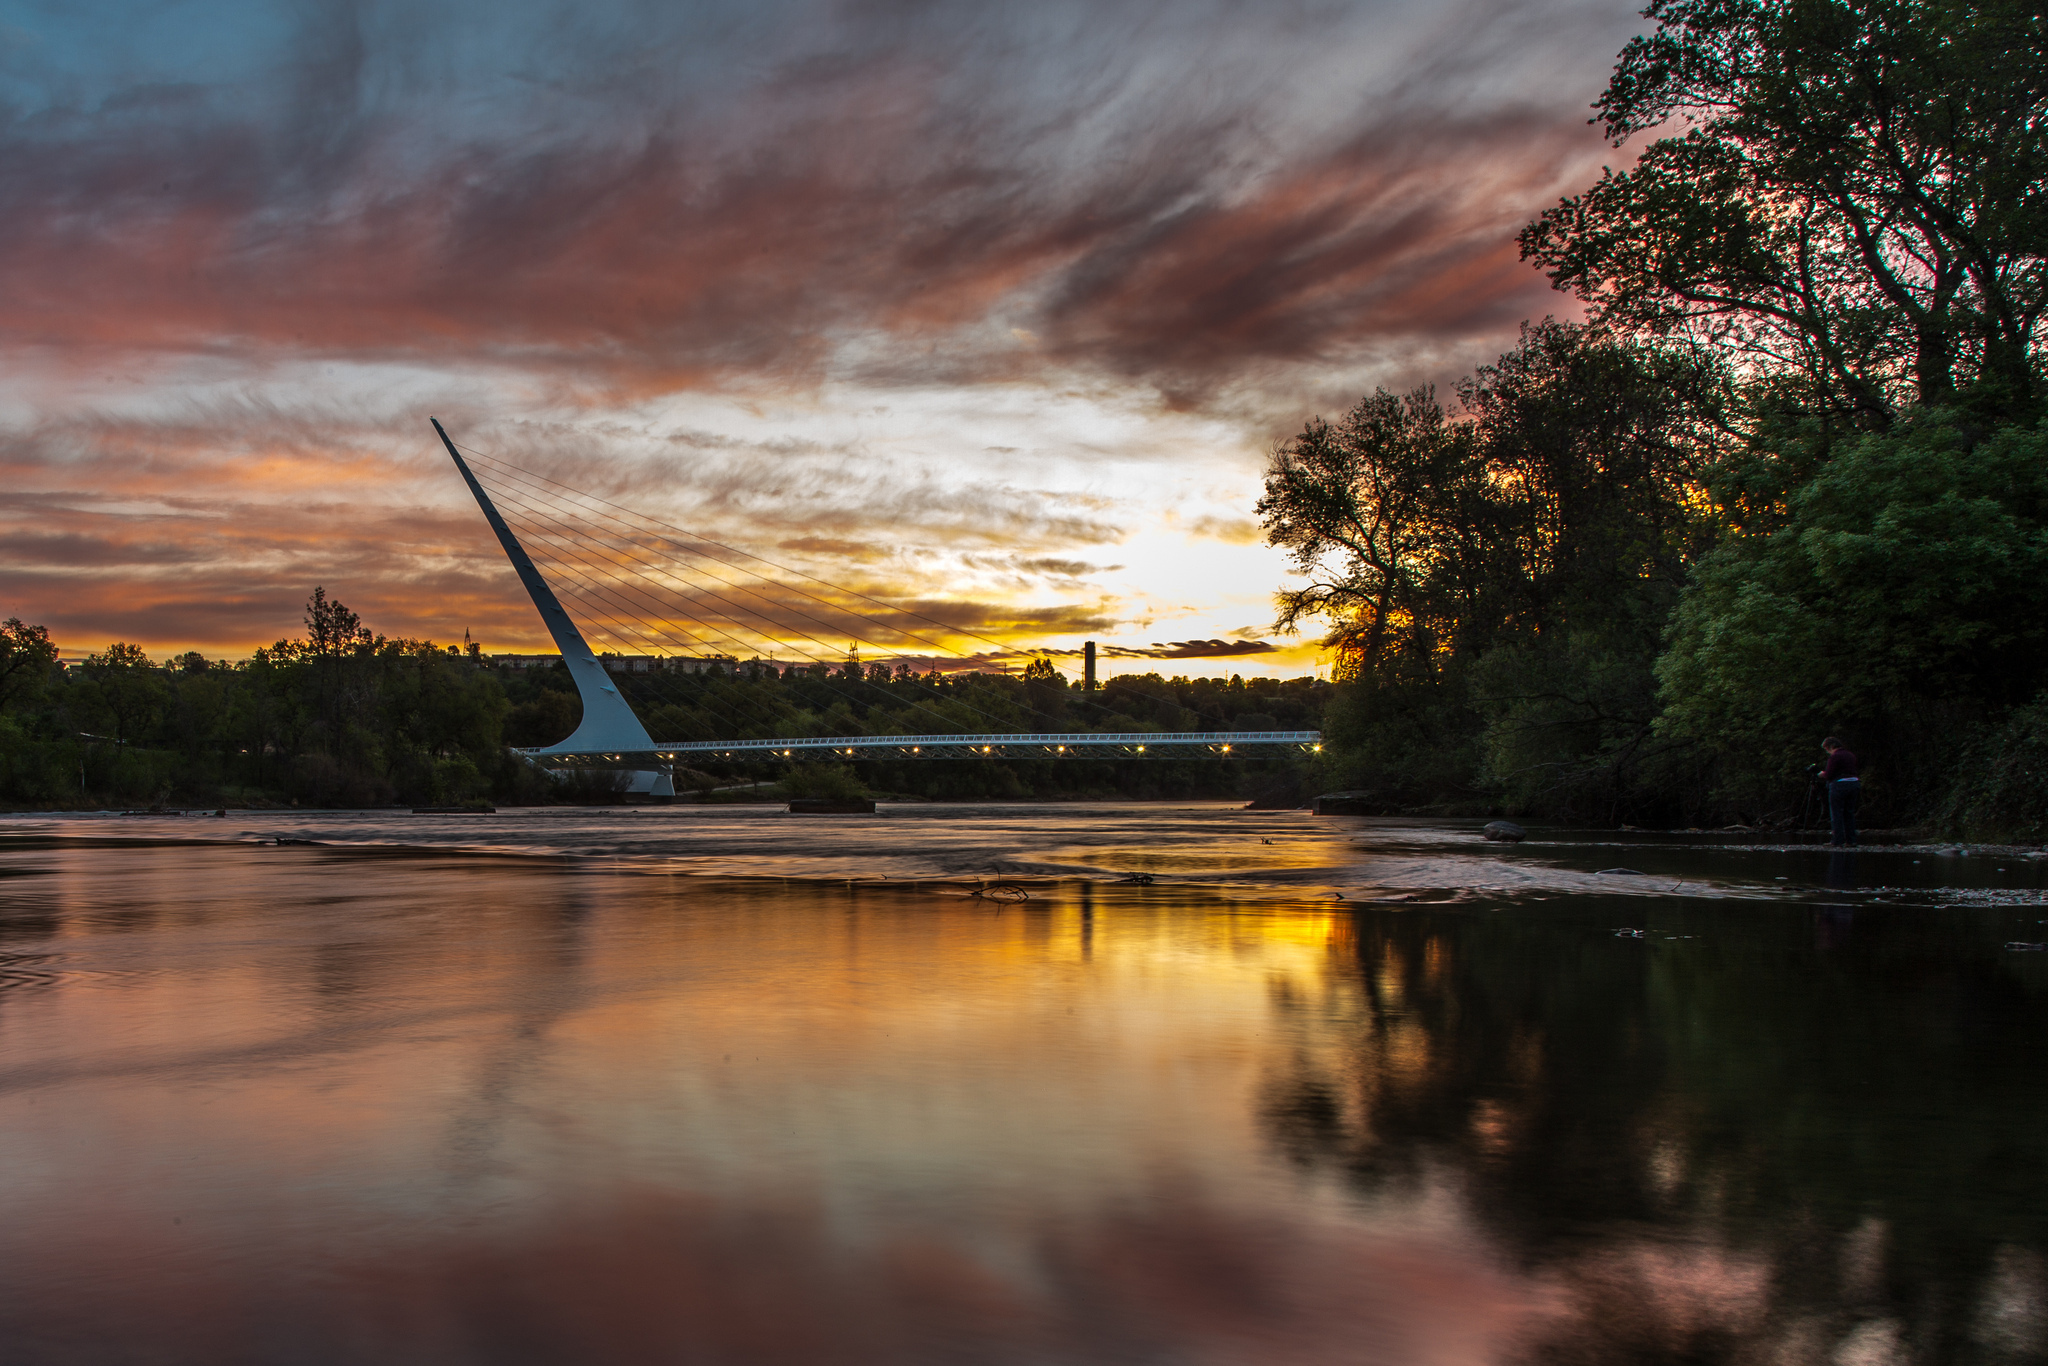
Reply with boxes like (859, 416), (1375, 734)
(1183, 516), (1263, 546)
(0, 398), (1146, 653)
(0, 0), (1630, 395)
(1108, 639), (1279, 660)
(1012, 557), (1119, 578)
(0, 0), (1647, 659)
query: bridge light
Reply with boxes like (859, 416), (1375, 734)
(1056, 745), (1064, 752)
(1221, 744), (1231, 752)
(1136, 745), (1145, 752)
(912, 747), (920, 753)
(1313, 744), (1322, 752)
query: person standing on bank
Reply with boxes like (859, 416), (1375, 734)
(1821, 737), (1860, 846)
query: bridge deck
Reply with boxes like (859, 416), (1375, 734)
(519, 731), (1323, 763)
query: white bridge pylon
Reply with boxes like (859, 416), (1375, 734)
(435, 419), (1322, 778)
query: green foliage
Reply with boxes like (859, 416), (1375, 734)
(1471, 622), (1679, 819)
(0, 593), (1331, 809)
(1261, 323), (1720, 817)
(0, 716), (79, 804)
(506, 687), (580, 747)
(1658, 413), (2048, 799)
(1939, 693), (2048, 842)
(1259, 384), (1485, 670)
(1271, 3), (2048, 832)
(1312, 670), (1481, 808)
(0, 618), (58, 714)
(1522, 0), (2048, 421)
(78, 643), (167, 747)
(0, 590), (526, 809)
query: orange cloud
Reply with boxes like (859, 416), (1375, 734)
(0, 0), (1643, 656)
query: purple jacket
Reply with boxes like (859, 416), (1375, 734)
(1823, 748), (1859, 781)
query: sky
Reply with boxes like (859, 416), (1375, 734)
(0, 0), (1648, 678)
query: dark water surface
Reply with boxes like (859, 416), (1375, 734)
(1, 807), (2044, 1364)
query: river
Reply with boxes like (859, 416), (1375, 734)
(1, 805), (2044, 1364)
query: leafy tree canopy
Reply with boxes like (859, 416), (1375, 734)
(0, 618), (58, 714)
(1260, 321), (1720, 680)
(1521, 0), (2048, 423)
(1657, 411), (2048, 784)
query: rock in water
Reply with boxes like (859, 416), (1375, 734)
(1483, 821), (1525, 843)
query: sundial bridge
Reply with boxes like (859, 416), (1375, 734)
(434, 419), (1322, 797)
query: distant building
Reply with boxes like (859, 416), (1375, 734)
(672, 655), (737, 675)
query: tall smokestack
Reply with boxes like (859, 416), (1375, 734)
(1083, 640), (1096, 691)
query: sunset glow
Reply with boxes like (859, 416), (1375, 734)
(0, 0), (1634, 671)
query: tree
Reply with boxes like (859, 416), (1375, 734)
(1020, 655), (1069, 728)
(1657, 411), (2048, 796)
(81, 642), (166, 749)
(1261, 325), (1717, 676)
(1259, 386), (1489, 676)
(304, 586), (372, 657)
(1459, 321), (1724, 625)
(297, 587), (379, 759)
(1521, 0), (2048, 423)
(0, 618), (58, 715)
(1261, 325), (1722, 814)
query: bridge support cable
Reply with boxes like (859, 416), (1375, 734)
(462, 450), (1008, 675)
(484, 478), (930, 681)
(456, 439), (1244, 728)
(459, 490), (822, 740)
(479, 500), (1057, 741)
(467, 461), (1090, 736)
(448, 478), (836, 743)
(455, 444), (1084, 685)
(436, 422), (1321, 766)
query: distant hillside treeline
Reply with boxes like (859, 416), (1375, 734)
(0, 594), (1328, 809)
(1264, 0), (2048, 840)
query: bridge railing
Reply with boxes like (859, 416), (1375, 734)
(516, 730), (1323, 763)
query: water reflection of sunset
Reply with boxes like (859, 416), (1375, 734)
(4, 834), (2043, 1364)
(0, 843), (1551, 1364)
